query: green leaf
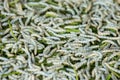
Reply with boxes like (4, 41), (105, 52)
(10, 0), (19, 6)
(8, 20), (18, 41)
(46, 0), (58, 6)
(2, 71), (21, 77)
(73, 67), (78, 80)
(66, 28), (80, 33)
(106, 74), (111, 80)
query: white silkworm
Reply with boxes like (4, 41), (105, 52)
(105, 63), (120, 74)
(1, 11), (15, 16)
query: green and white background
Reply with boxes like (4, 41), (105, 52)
(0, 0), (120, 80)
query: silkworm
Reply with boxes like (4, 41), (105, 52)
(105, 63), (120, 74)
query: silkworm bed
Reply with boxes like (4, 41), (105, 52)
(0, 0), (120, 80)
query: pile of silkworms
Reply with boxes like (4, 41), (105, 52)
(0, 0), (120, 80)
